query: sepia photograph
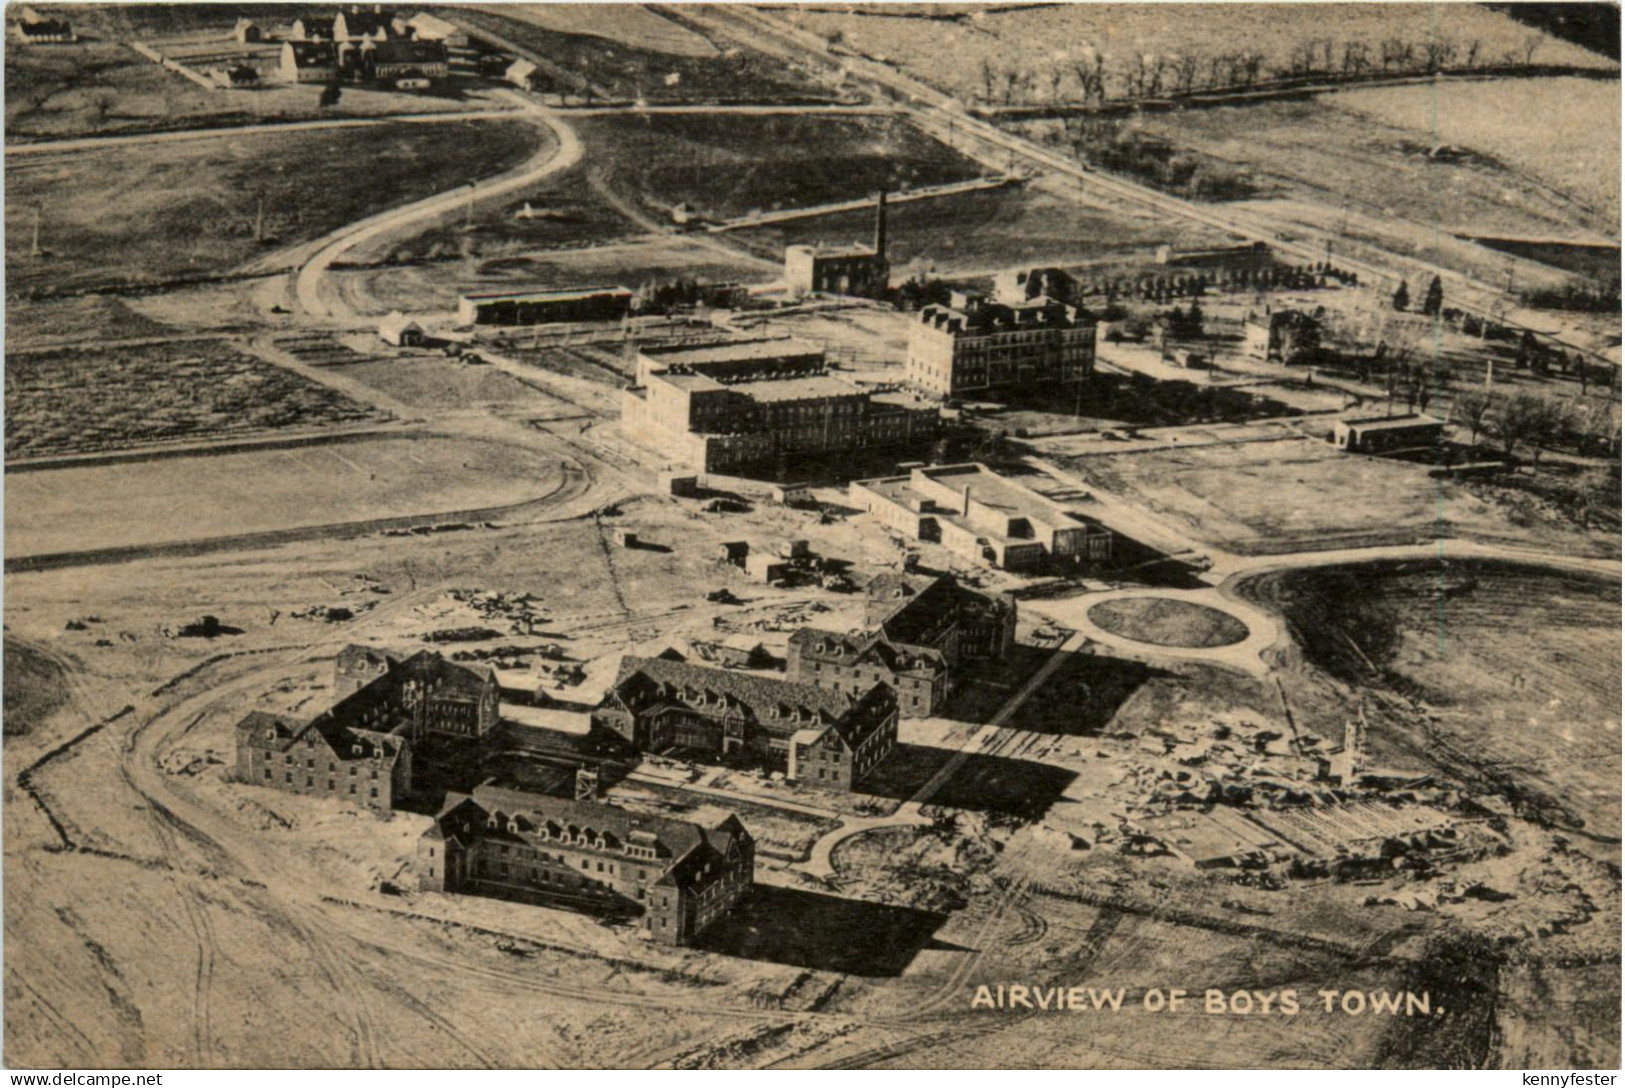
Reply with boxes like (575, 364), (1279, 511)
(2, 0), (1620, 1072)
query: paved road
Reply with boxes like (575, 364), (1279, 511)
(4, 107), (526, 158)
(293, 89), (581, 321)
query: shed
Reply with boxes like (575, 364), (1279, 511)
(615, 528), (639, 548)
(233, 18), (262, 42)
(745, 553), (791, 584)
(505, 57), (539, 89)
(378, 311), (426, 347)
(770, 483), (814, 506)
(777, 539), (810, 560)
(661, 472), (700, 498)
(709, 634), (767, 668)
(1332, 414), (1444, 455)
(717, 541), (749, 566)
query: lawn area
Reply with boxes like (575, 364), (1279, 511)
(1087, 597), (1249, 648)
(333, 355), (582, 414)
(4, 434), (566, 559)
(6, 119), (541, 295)
(5, 339), (387, 460)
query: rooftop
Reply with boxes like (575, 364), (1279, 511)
(460, 285), (632, 303)
(640, 337), (822, 367)
(1339, 413), (1445, 431)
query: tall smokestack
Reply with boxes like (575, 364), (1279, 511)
(873, 190), (887, 259)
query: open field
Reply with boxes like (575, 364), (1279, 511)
(3, 434), (565, 559)
(448, 6), (837, 103)
(5, 340), (387, 461)
(785, 3), (1613, 107)
(1242, 560), (1622, 837)
(6, 119), (541, 295)
(1087, 597), (1249, 648)
(370, 111), (987, 267)
(1331, 77), (1621, 232)
(1049, 435), (1621, 557)
(329, 355), (584, 414)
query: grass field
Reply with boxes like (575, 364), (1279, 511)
(3, 434), (565, 559)
(1087, 597), (1250, 648)
(1055, 435), (1619, 557)
(2, 640), (70, 737)
(1243, 560), (1621, 837)
(788, 3), (1613, 107)
(5, 340), (387, 460)
(6, 119), (540, 295)
(333, 356), (581, 413)
(374, 112), (988, 266)
(1331, 77), (1621, 232)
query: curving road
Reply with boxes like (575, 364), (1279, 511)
(293, 88), (583, 322)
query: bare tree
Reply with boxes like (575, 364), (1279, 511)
(1521, 32), (1544, 66)
(1463, 38), (1481, 68)
(88, 90), (117, 130)
(1171, 53), (1200, 95)
(1422, 37), (1457, 74)
(1451, 388), (1495, 447)
(979, 57), (997, 101)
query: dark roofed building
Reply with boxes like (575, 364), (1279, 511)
(279, 39), (338, 82)
(592, 656), (897, 790)
(789, 572), (1015, 718)
(290, 13), (336, 41)
(368, 37), (448, 82)
(334, 7), (397, 41)
(417, 783), (753, 944)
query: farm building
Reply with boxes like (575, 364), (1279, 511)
(716, 541), (749, 566)
(745, 553), (791, 584)
(368, 38), (449, 85)
(1331, 414), (1444, 455)
(378, 312), (426, 346)
(279, 40), (338, 82)
(1244, 307), (1320, 364)
(505, 57), (540, 89)
(407, 11), (469, 46)
(334, 7), (398, 42)
(289, 14), (335, 41)
(905, 290), (1096, 400)
(621, 338), (939, 474)
(706, 634), (769, 669)
(418, 784), (754, 945)
(11, 13), (73, 41)
(770, 483), (814, 506)
(850, 462), (1112, 572)
(784, 191), (889, 299)
(232, 18), (263, 42)
(458, 286), (633, 326)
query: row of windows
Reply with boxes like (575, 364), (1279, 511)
(265, 767), (380, 799)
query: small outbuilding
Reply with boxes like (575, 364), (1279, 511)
(378, 312), (426, 347)
(717, 541), (749, 566)
(1331, 414), (1444, 455)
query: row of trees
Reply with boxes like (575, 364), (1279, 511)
(1451, 388), (1619, 464)
(968, 31), (1549, 107)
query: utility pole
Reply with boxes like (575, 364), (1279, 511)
(253, 192), (265, 244)
(29, 201), (42, 257)
(465, 181), (477, 231)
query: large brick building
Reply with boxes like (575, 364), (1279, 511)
(784, 191), (889, 299)
(788, 572), (1015, 718)
(905, 291), (1096, 400)
(234, 646), (499, 812)
(850, 462), (1112, 572)
(418, 784), (753, 945)
(233, 710), (411, 813)
(620, 338), (938, 474)
(592, 656), (897, 790)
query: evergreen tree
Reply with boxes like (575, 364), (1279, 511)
(1422, 275), (1444, 316)
(1392, 279), (1410, 311)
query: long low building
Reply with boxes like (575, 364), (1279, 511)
(458, 286), (633, 326)
(1332, 414), (1444, 454)
(620, 338), (939, 474)
(850, 462), (1112, 572)
(418, 784), (754, 945)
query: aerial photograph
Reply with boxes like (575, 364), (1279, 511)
(3, 0), (1619, 1072)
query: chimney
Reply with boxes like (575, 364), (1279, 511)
(961, 483), (971, 516)
(873, 190), (887, 259)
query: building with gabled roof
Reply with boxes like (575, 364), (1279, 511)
(279, 39), (338, 82)
(592, 656), (897, 790)
(789, 572), (1014, 717)
(334, 7), (397, 42)
(289, 13), (336, 41)
(906, 290), (1096, 399)
(234, 709), (411, 813)
(233, 645), (497, 814)
(417, 783), (753, 944)
(784, 191), (889, 299)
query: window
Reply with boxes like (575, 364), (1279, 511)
(370, 787), (378, 798)
(263, 767), (272, 779)
(284, 772), (292, 784)
(349, 766), (357, 777)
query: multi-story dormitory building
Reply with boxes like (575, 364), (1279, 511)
(906, 290), (1097, 400)
(591, 656), (898, 791)
(620, 338), (939, 473)
(787, 572), (1016, 718)
(234, 645), (499, 807)
(417, 784), (754, 945)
